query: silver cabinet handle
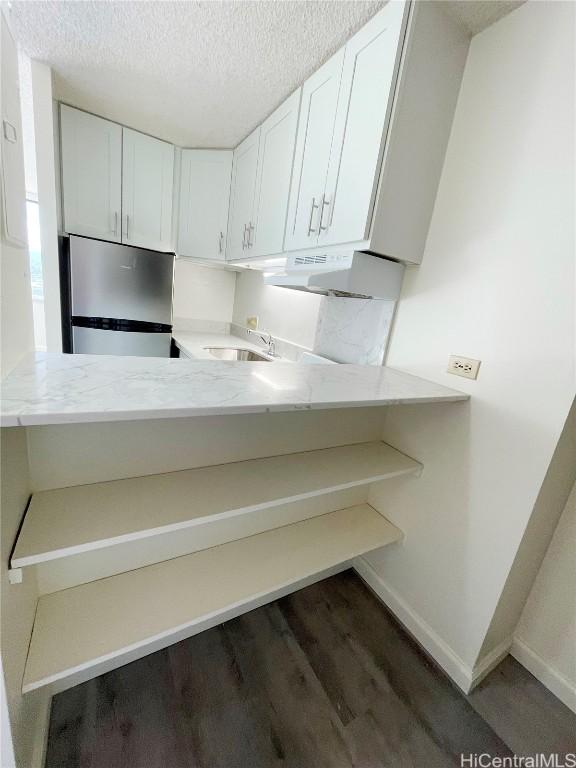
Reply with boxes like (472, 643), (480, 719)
(307, 197), (320, 236)
(247, 222), (255, 248)
(112, 211), (119, 236)
(319, 196), (331, 231)
(219, 231), (224, 254)
(242, 224), (248, 249)
(124, 214), (130, 240)
(3, 120), (17, 143)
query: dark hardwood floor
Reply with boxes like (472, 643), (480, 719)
(46, 570), (576, 767)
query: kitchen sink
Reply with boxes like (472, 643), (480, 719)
(204, 347), (272, 362)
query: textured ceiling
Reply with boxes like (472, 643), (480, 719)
(8, 1), (525, 149)
(442, 0), (525, 35)
(8, 0), (385, 147)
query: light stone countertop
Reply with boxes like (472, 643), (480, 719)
(0, 352), (468, 427)
(172, 330), (275, 361)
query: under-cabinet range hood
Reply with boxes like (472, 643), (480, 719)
(265, 251), (405, 299)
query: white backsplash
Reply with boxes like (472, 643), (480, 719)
(313, 297), (396, 365)
(172, 317), (231, 334)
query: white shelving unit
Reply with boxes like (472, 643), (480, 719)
(11, 442), (420, 573)
(23, 504), (402, 695)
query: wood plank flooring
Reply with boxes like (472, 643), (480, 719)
(46, 570), (576, 767)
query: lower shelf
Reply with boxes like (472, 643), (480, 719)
(23, 504), (401, 695)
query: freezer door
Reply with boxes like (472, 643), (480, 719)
(69, 236), (174, 324)
(73, 327), (172, 357)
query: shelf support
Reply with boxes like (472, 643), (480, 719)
(8, 568), (23, 585)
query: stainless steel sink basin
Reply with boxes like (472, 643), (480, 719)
(204, 347), (272, 362)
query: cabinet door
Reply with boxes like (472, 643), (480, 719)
(226, 127), (260, 260)
(178, 150), (232, 260)
(60, 105), (122, 242)
(122, 128), (174, 252)
(319, 1), (407, 246)
(284, 49), (344, 252)
(251, 89), (301, 258)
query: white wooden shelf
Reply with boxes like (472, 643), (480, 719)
(22, 504), (402, 694)
(11, 441), (419, 571)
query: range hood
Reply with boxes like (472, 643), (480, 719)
(265, 251), (405, 299)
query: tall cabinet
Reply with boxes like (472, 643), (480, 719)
(177, 149), (232, 261)
(284, 53), (344, 252)
(226, 88), (301, 261)
(285, 0), (406, 251)
(319, 1), (407, 246)
(60, 105), (122, 243)
(60, 106), (175, 252)
(226, 127), (260, 261)
(122, 128), (174, 252)
(250, 89), (301, 258)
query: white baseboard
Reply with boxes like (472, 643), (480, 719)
(353, 557), (476, 693)
(470, 636), (512, 689)
(511, 637), (576, 714)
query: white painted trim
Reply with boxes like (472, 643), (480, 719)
(29, 692), (51, 768)
(469, 636), (512, 689)
(353, 556), (475, 692)
(511, 637), (576, 714)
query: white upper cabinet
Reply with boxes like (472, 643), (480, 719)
(122, 128), (174, 252)
(60, 105), (122, 242)
(319, 1), (406, 246)
(280, 0), (468, 265)
(226, 126), (260, 260)
(250, 89), (301, 258)
(284, 50), (345, 252)
(178, 150), (232, 260)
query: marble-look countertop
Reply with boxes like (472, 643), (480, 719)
(172, 330), (274, 361)
(0, 353), (468, 426)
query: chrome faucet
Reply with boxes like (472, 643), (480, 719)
(247, 328), (277, 357)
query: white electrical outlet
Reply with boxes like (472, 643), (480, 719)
(447, 355), (481, 380)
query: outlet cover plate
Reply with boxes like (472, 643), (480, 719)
(447, 355), (481, 380)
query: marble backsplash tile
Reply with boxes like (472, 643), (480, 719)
(313, 297), (396, 365)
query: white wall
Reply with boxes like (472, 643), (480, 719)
(362, 0), (575, 686)
(1, 15), (34, 378)
(0, 429), (49, 768)
(0, 243), (34, 377)
(173, 260), (236, 326)
(26, 407), (386, 490)
(1, 14), (49, 766)
(513, 480), (576, 711)
(478, 398), (575, 665)
(31, 61), (61, 352)
(1, 665), (17, 768)
(232, 268), (321, 348)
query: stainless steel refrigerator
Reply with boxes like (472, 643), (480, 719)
(61, 236), (174, 357)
